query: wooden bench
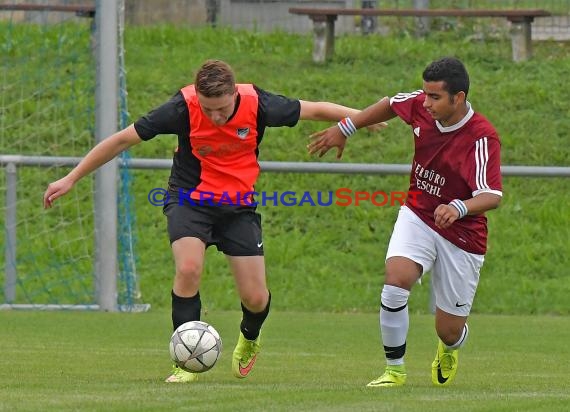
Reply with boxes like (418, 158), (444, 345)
(0, 3), (95, 18)
(289, 8), (551, 63)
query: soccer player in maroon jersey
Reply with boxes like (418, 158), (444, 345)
(43, 59), (383, 383)
(308, 57), (502, 387)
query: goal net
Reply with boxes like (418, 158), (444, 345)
(0, 3), (145, 311)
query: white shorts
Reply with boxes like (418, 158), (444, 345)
(386, 206), (485, 316)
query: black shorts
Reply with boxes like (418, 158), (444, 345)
(163, 193), (264, 256)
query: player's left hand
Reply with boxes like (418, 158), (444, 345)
(434, 204), (460, 229)
(307, 125), (347, 159)
(43, 176), (74, 209)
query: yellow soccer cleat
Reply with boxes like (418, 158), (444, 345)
(432, 340), (459, 386)
(232, 332), (261, 378)
(366, 365), (407, 388)
(165, 365), (199, 383)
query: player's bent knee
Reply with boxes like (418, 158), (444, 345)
(381, 284), (410, 310)
(176, 259), (203, 278)
(384, 258), (421, 290)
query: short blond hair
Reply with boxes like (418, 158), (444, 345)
(194, 59), (236, 97)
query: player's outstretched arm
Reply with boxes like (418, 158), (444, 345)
(43, 124), (142, 208)
(298, 100), (387, 130)
(307, 97), (396, 159)
(298, 100), (363, 122)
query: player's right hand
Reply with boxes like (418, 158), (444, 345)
(43, 176), (74, 209)
(307, 125), (347, 159)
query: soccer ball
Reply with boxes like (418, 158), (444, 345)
(169, 321), (222, 373)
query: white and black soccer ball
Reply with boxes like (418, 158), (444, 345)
(169, 321), (222, 373)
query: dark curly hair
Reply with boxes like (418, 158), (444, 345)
(423, 57), (469, 99)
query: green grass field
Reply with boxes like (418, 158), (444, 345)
(1, 310), (569, 412)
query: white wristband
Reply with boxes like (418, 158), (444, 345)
(337, 117), (357, 138)
(449, 199), (468, 219)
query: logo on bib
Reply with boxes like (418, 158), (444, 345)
(237, 128), (250, 139)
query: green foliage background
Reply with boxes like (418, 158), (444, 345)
(2, 24), (569, 314)
(119, 27), (569, 315)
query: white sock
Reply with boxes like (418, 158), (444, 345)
(380, 285), (410, 366)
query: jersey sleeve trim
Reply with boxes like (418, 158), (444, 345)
(389, 90), (423, 106)
(475, 136), (493, 192)
(472, 188), (503, 197)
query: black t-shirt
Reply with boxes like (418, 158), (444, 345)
(133, 85), (301, 190)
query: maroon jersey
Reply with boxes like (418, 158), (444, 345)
(390, 90), (502, 254)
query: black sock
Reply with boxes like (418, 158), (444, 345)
(240, 292), (271, 340)
(171, 290), (201, 331)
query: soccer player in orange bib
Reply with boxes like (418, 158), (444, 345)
(43, 59), (383, 383)
(309, 57), (502, 387)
